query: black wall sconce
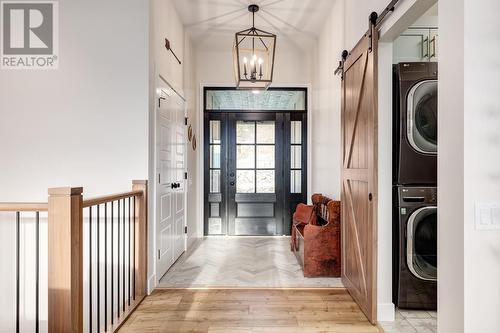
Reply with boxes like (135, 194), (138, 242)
(165, 38), (181, 65)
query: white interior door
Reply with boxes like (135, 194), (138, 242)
(156, 86), (186, 279)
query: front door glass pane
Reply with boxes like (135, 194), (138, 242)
(256, 121), (275, 144)
(210, 121), (221, 143)
(237, 145), (255, 168)
(290, 146), (301, 169)
(210, 170), (220, 193)
(257, 170), (275, 193)
(257, 146), (275, 169)
(291, 121), (302, 144)
(237, 170), (255, 193)
(237, 122), (255, 144)
(210, 145), (221, 168)
(291, 170), (301, 193)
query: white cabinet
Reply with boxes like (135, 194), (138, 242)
(393, 27), (438, 63)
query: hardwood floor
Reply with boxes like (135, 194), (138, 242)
(118, 288), (383, 333)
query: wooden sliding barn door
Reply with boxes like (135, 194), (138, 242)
(341, 25), (378, 323)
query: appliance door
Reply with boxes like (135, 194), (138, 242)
(406, 206), (437, 281)
(407, 80), (438, 154)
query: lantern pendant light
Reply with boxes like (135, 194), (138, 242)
(233, 4), (276, 90)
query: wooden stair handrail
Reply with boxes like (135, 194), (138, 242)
(0, 202), (48, 212)
(47, 180), (148, 333)
(82, 190), (144, 208)
(3, 180), (148, 333)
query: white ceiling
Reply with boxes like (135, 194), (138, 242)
(173, 0), (336, 48)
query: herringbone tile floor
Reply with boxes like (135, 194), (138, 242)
(158, 236), (343, 288)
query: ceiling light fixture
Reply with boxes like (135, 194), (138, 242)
(233, 4), (276, 90)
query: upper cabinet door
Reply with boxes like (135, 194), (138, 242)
(393, 28), (431, 64)
(429, 29), (438, 62)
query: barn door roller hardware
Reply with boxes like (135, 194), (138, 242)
(334, 50), (349, 78)
(334, 0), (400, 76)
(368, 11), (378, 52)
(165, 38), (181, 64)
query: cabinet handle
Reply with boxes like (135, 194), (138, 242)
(422, 37), (429, 58)
(430, 36), (436, 58)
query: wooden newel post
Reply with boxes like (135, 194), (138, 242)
(132, 180), (148, 299)
(48, 187), (84, 333)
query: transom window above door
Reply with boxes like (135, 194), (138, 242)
(205, 89), (306, 111)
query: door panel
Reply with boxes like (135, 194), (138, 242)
(156, 87), (186, 280)
(341, 27), (378, 323)
(228, 113), (283, 235)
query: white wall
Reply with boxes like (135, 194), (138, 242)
(463, 0), (500, 329)
(377, 40), (395, 321)
(310, 0), (344, 200)
(438, 0), (464, 331)
(195, 34), (311, 86)
(440, 0), (500, 331)
(0, 0), (150, 330)
(0, 0), (150, 201)
(344, 0), (389, 50)
(183, 33), (199, 248)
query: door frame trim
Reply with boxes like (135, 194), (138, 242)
(197, 83), (312, 238)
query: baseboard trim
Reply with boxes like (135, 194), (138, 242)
(147, 273), (157, 295)
(377, 302), (395, 322)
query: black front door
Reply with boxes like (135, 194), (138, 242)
(228, 113), (283, 235)
(203, 88), (307, 236)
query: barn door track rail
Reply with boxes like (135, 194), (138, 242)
(334, 0), (401, 77)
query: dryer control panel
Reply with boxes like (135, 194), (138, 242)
(398, 186), (437, 206)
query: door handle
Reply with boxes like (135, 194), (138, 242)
(230, 181), (235, 186)
(422, 37), (429, 58)
(430, 36), (436, 58)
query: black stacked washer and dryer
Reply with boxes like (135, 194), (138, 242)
(392, 62), (438, 310)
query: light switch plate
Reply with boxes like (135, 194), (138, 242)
(475, 203), (500, 230)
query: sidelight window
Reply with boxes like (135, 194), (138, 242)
(290, 121), (302, 193)
(209, 121), (221, 193)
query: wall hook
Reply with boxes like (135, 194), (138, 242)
(165, 38), (182, 65)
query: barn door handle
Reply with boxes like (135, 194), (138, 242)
(368, 193), (373, 201)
